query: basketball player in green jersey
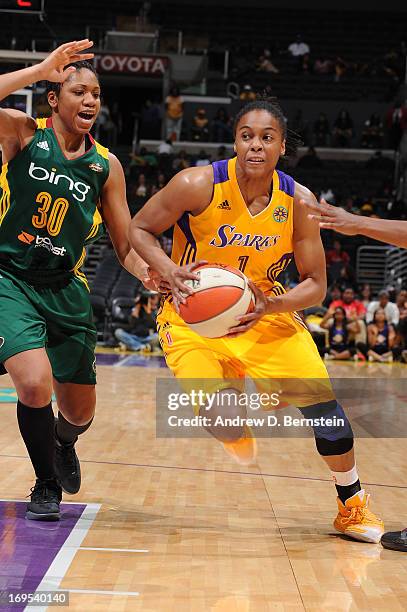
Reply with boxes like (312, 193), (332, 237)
(0, 40), (154, 520)
(302, 198), (407, 551)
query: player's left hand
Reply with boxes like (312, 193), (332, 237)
(140, 267), (171, 292)
(227, 280), (269, 336)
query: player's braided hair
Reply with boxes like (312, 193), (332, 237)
(45, 60), (98, 97)
(233, 94), (302, 157)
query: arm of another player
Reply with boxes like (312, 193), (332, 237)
(300, 198), (407, 248)
(0, 40), (94, 151)
(129, 166), (213, 308)
(101, 153), (156, 288)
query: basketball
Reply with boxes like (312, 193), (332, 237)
(179, 263), (255, 338)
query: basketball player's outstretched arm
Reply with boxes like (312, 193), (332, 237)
(129, 167), (213, 308)
(300, 198), (407, 248)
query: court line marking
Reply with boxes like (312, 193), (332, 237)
(1, 454), (406, 490)
(261, 476), (306, 611)
(58, 588), (140, 596)
(113, 355), (137, 367)
(25, 502), (101, 612)
(79, 546), (149, 553)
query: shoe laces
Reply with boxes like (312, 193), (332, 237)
(342, 504), (379, 526)
(29, 479), (60, 502)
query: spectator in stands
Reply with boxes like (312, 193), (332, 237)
(301, 53), (312, 75)
(330, 287), (366, 320)
(296, 146), (322, 169)
(165, 85), (184, 141)
(134, 173), (148, 198)
(382, 48), (403, 82)
(173, 149), (191, 172)
(239, 84), (256, 102)
(324, 283), (342, 308)
(320, 306), (360, 361)
(326, 239), (350, 283)
(140, 99), (162, 140)
(115, 292), (159, 352)
(212, 108), (233, 143)
(334, 56), (347, 82)
(336, 265), (358, 293)
(256, 49), (279, 74)
(396, 289), (407, 311)
(191, 108), (209, 142)
(128, 147), (158, 181)
(396, 291), (407, 362)
(326, 239), (350, 267)
(367, 308), (396, 362)
(332, 109), (354, 147)
(360, 283), (373, 309)
(195, 150), (211, 166)
(386, 103), (405, 150)
(157, 139), (173, 155)
(361, 113), (384, 149)
(366, 290), (399, 326)
(313, 113), (331, 146)
(288, 34), (310, 58)
(314, 56), (333, 75)
(360, 201), (374, 216)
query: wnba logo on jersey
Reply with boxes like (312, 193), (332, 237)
(209, 224), (281, 251)
(28, 163), (91, 203)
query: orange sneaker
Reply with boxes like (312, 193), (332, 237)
(334, 490), (384, 543)
(222, 425), (257, 466)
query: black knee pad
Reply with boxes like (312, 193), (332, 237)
(298, 400), (354, 456)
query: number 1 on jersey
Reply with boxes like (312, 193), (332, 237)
(237, 255), (249, 273)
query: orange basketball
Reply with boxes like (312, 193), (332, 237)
(179, 263), (255, 338)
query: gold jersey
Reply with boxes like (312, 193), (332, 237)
(171, 156), (295, 298)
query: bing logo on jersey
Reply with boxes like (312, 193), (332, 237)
(273, 206), (289, 223)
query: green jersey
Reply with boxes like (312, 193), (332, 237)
(0, 117), (109, 290)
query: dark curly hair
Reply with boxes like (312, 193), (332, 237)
(45, 60), (98, 97)
(233, 94), (302, 157)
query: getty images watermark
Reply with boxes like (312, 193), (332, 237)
(166, 389), (344, 429)
(155, 377), (407, 438)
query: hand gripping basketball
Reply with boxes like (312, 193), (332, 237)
(178, 263), (256, 338)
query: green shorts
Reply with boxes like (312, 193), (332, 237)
(0, 268), (97, 385)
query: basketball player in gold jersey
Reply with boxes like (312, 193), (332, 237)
(130, 98), (384, 543)
(301, 198), (407, 551)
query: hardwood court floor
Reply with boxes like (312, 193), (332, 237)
(0, 359), (406, 611)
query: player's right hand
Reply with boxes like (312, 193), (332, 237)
(164, 260), (208, 313)
(37, 40), (94, 83)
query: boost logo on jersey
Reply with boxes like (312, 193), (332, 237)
(18, 231), (66, 256)
(28, 163), (91, 203)
(209, 224), (280, 251)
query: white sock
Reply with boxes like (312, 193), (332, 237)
(331, 465), (359, 487)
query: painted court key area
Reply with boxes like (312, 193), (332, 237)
(0, 501), (85, 611)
